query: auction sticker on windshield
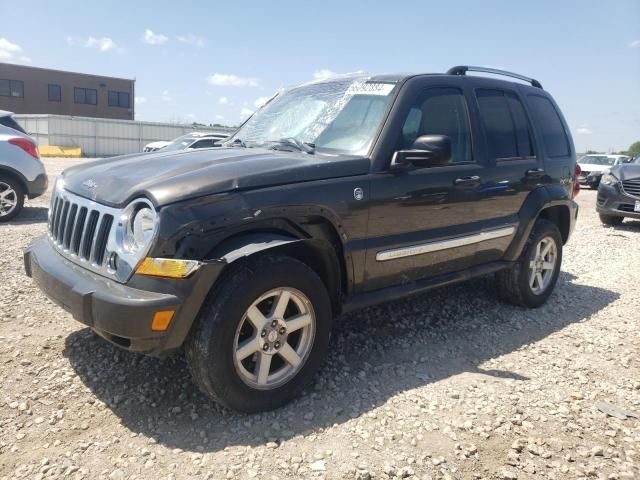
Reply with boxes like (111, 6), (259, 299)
(346, 82), (396, 96)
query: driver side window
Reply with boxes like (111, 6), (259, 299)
(399, 88), (473, 163)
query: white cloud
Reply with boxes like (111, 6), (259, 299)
(313, 69), (337, 80)
(215, 114), (225, 120)
(218, 96), (229, 105)
(135, 96), (147, 105)
(0, 37), (31, 62)
(240, 107), (254, 118)
(176, 34), (205, 48)
(67, 36), (121, 53)
(161, 90), (173, 102)
(143, 29), (168, 45)
(186, 113), (196, 119)
(207, 73), (259, 87)
(254, 96), (270, 108)
(576, 127), (593, 135)
(629, 39), (640, 48)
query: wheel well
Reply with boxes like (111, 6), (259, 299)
(0, 167), (27, 194)
(211, 220), (348, 315)
(538, 205), (570, 244)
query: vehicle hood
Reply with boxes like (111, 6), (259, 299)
(610, 163), (640, 181)
(61, 147), (370, 207)
(578, 163), (610, 173)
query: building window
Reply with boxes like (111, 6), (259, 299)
(108, 91), (130, 108)
(0, 79), (24, 98)
(74, 87), (97, 105)
(48, 84), (62, 102)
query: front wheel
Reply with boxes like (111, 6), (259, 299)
(185, 254), (332, 413)
(496, 219), (563, 308)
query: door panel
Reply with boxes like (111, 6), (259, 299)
(363, 163), (487, 291)
(362, 86), (485, 292)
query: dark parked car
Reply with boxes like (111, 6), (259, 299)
(25, 66), (579, 412)
(597, 156), (640, 225)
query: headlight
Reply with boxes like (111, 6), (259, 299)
(601, 173), (618, 186)
(122, 201), (157, 254)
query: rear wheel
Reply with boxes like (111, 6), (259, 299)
(496, 219), (563, 308)
(185, 254), (332, 413)
(0, 175), (24, 222)
(599, 214), (623, 226)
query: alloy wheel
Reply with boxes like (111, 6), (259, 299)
(233, 287), (316, 389)
(0, 182), (17, 217)
(528, 236), (557, 295)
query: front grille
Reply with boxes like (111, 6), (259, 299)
(48, 188), (118, 277)
(621, 179), (640, 198)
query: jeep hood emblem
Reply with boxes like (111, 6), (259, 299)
(82, 179), (97, 190)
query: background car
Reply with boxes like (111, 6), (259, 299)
(577, 154), (632, 188)
(152, 132), (229, 153)
(597, 156), (640, 225)
(0, 110), (48, 221)
(143, 140), (171, 152)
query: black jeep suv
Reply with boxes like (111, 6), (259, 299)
(25, 66), (579, 412)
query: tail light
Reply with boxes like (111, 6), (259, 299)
(572, 164), (581, 198)
(8, 137), (39, 159)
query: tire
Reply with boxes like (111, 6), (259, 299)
(0, 174), (24, 222)
(185, 254), (332, 413)
(496, 219), (563, 308)
(599, 214), (623, 226)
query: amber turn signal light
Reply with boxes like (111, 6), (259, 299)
(151, 310), (175, 331)
(136, 257), (201, 279)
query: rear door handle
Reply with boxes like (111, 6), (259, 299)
(526, 168), (545, 179)
(454, 175), (481, 186)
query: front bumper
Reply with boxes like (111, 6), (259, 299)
(24, 236), (224, 355)
(596, 183), (640, 219)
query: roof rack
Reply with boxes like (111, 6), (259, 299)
(446, 66), (543, 89)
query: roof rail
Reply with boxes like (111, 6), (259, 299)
(446, 66), (543, 89)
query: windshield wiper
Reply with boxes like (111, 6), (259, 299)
(269, 138), (315, 154)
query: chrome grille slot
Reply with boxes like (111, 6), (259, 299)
(70, 207), (87, 255)
(93, 214), (114, 265)
(81, 211), (99, 260)
(622, 179), (640, 198)
(62, 204), (78, 249)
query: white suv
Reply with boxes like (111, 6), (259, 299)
(0, 110), (48, 221)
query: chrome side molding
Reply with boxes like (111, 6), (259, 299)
(376, 226), (515, 262)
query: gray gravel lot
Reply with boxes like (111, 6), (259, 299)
(1, 157), (639, 480)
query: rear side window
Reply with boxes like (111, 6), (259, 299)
(0, 116), (27, 134)
(476, 89), (534, 160)
(527, 95), (570, 157)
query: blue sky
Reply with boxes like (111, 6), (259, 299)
(1, 0), (639, 152)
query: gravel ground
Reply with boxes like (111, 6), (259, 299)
(1, 158), (639, 480)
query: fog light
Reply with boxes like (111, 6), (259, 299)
(136, 258), (201, 279)
(151, 310), (175, 331)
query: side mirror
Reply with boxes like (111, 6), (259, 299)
(391, 135), (452, 170)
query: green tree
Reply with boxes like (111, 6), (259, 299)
(627, 141), (640, 157)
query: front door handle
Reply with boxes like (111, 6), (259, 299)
(454, 175), (481, 186)
(526, 168), (545, 179)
